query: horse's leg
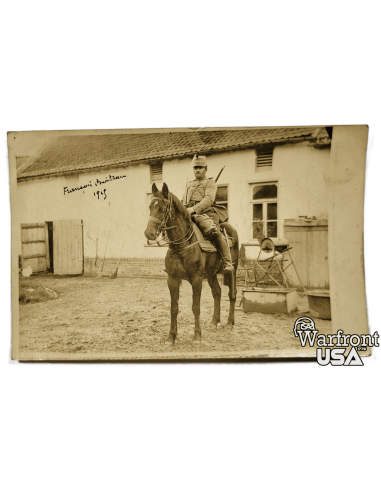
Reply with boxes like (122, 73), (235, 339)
(191, 274), (203, 342)
(167, 275), (181, 344)
(207, 275), (221, 328)
(226, 271), (237, 328)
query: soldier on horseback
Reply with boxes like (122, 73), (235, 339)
(182, 154), (234, 273)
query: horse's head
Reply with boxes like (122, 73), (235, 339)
(144, 182), (171, 241)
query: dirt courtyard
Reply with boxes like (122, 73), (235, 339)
(17, 275), (332, 360)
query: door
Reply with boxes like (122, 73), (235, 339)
(21, 223), (50, 273)
(308, 226), (329, 289)
(283, 219), (329, 290)
(53, 219), (84, 275)
(283, 225), (309, 288)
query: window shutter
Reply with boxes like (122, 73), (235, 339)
(257, 148), (273, 168)
(151, 163), (163, 181)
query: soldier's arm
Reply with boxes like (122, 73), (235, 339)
(193, 179), (217, 214)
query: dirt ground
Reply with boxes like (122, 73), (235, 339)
(17, 275), (332, 360)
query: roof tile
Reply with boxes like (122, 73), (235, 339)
(18, 127), (327, 178)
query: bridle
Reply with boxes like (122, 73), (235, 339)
(148, 194), (194, 248)
(148, 194), (174, 232)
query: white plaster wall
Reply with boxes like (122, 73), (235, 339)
(16, 143), (330, 259)
(16, 164), (152, 259)
(274, 142), (330, 225)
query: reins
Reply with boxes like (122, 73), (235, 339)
(149, 194), (195, 249)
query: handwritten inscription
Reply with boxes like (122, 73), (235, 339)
(94, 174), (127, 186)
(94, 189), (107, 200)
(64, 182), (92, 195)
(63, 173), (127, 196)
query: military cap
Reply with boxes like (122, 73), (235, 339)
(192, 154), (207, 167)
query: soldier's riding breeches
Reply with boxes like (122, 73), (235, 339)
(192, 212), (219, 237)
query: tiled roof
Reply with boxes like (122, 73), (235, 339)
(16, 156), (32, 170)
(17, 127), (328, 179)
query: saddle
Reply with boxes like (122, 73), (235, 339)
(192, 222), (233, 253)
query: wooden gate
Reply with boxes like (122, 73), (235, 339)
(53, 219), (84, 275)
(21, 223), (49, 273)
(283, 219), (329, 290)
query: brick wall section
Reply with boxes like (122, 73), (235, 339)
(85, 257), (285, 286)
(84, 258), (167, 278)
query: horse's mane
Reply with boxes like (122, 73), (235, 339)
(169, 192), (189, 218)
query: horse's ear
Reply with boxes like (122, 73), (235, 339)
(162, 182), (169, 199)
(152, 183), (159, 195)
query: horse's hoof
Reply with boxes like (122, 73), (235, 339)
(192, 334), (202, 344)
(225, 323), (234, 329)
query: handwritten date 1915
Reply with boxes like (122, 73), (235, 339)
(94, 189), (107, 200)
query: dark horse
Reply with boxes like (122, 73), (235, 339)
(144, 182), (239, 343)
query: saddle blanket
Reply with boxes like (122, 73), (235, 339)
(193, 223), (233, 253)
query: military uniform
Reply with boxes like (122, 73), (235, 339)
(183, 155), (233, 273)
(182, 173), (234, 273)
(182, 177), (228, 225)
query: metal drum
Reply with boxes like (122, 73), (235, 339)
(260, 237), (289, 254)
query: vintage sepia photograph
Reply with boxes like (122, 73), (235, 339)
(3, 2), (380, 491)
(10, 125), (369, 360)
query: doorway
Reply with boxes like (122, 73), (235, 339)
(20, 219), (84, 275)
(53, 219), (84, 275)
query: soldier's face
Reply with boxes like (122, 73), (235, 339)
(193, 166), (207, 180)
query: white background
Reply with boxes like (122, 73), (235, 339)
(1, 369), (381, 492)
(0, 0), (380, 117)
(0, 0), (380, 492)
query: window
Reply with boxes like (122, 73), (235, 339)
(256, 148), (273, 169)
(216, 185), (228, 213)
(251, 182), (278, 240)
(151, 162), (163, 182)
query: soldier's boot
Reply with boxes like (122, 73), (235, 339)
(208, 230), (234, 274)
